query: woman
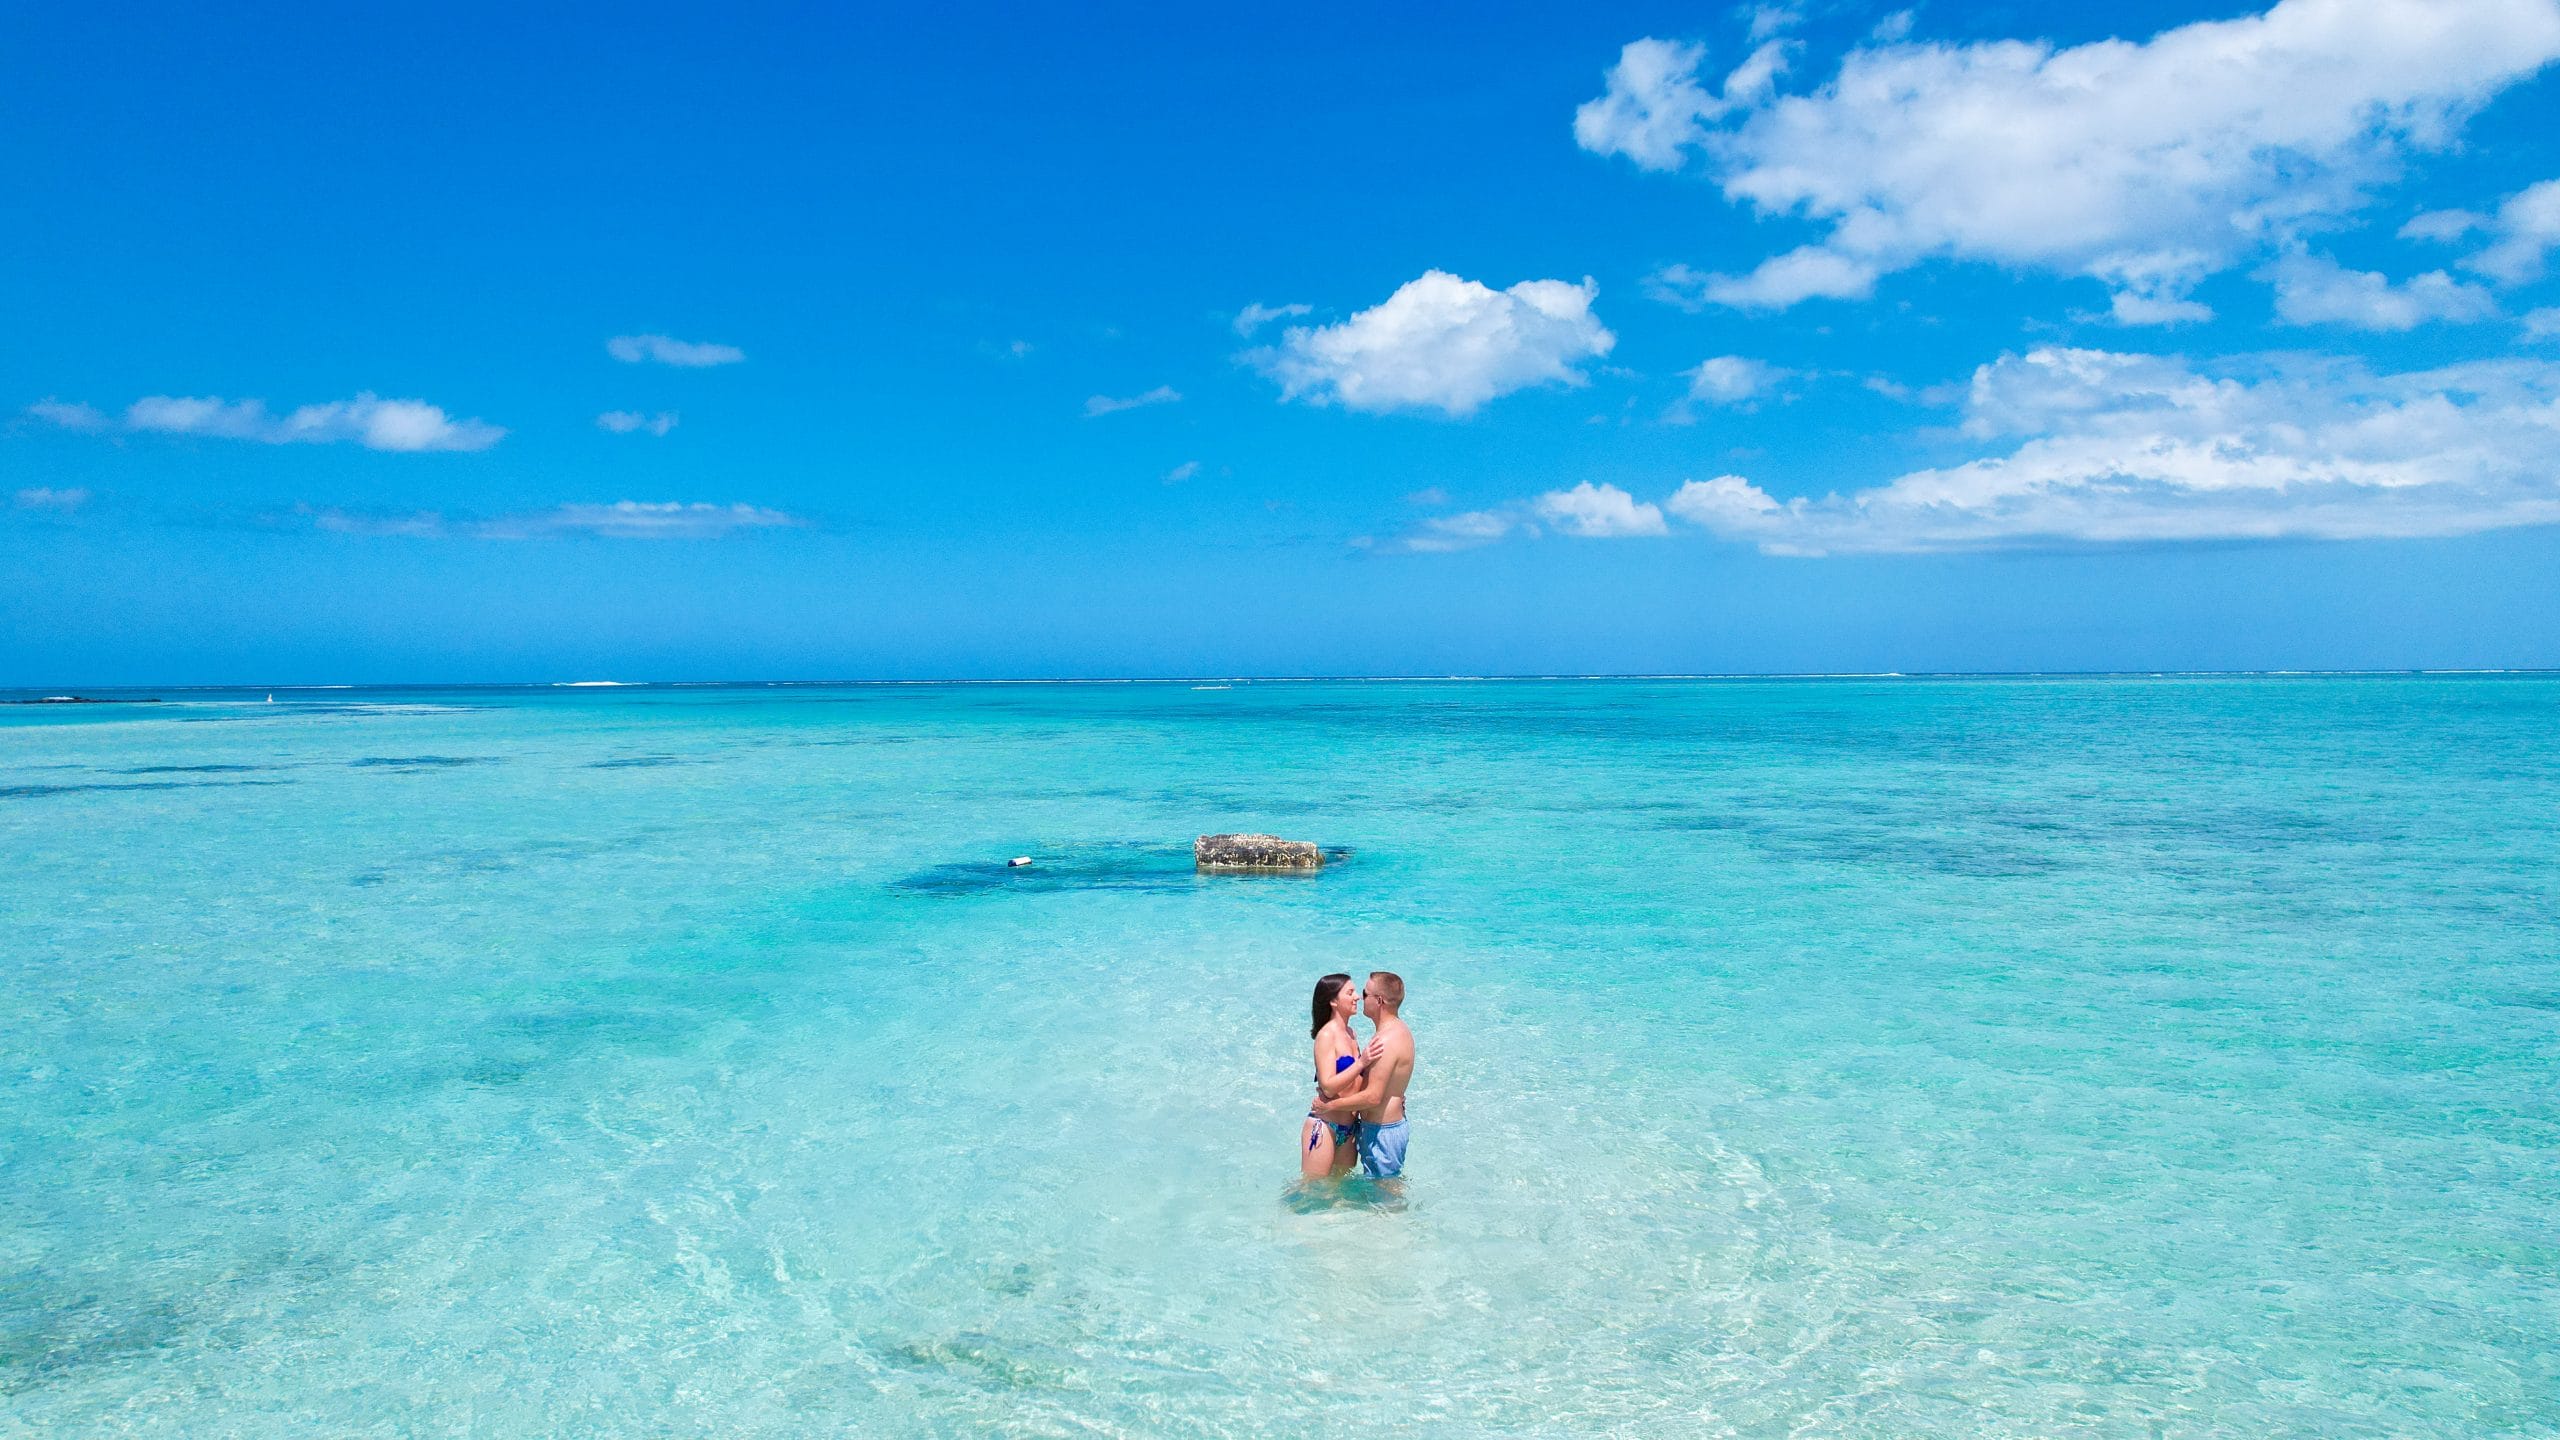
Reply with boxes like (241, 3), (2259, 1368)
(1302, 973), (1369, 1179)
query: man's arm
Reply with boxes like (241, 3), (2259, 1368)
(1315, 1055), (1370, 1100)
(1314, 1040), (1407, 1120)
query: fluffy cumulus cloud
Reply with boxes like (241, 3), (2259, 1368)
(38, 393), (504, 451)
(2266, 252), (2498, 329)
(1251, 270), (1616, 416)
(1573, 38), (1789, 172)
(605, 334), (746, 367)
(1534, 482), (1668, 537)
(1084, 385), (1181, 417)
(597, 409), (679, 436)
(1660, 347), (2560, 552)
(308, 500), (800, 541)
(1581, 0), (2560, 319)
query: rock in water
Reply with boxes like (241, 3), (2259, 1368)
(1195, 833), (1323, 871)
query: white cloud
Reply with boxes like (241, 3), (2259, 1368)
(1535, 481), (1668, 537)
(1666, 475), (1782, 532)
(1665, 347), (2560, 552)
(1085, 385), (1182, 417)
(2524, 306), (2560, 338)
(2463, 177), (2560, 283)
(1641, 263), (1715, 312)
(1696, 245), (1879, 310)
(597, 409), (679, 436)
(26, 398), (106, 431)
(1748, 4), (1804, 43)
(308, 508), (449, 538)
(111, 393), (503, 451)
(1589, 0), (2560, 315)
(1684, 355), (1789, 406)
(1403, 509), (1517, 552)
(1163, 460), (1201, 483)
(480, 502), (798, 539)
(1250, 270), (1616, 416)
(1574, 38), (1792, 173)
(1233, 301), (1313, 336)
(2109, 293), (2216, 326)
(605, 333), (745, 367)
(2401, 208), (2484, 242)
(2266, 252), (2497, 329)
(309, 500), (801, 540)
(1575, 39), (1717, 172)
(14, 486), (89, 511)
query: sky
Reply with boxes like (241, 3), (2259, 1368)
(7, 0), (2560, 683)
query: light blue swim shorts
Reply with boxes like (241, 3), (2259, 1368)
(1357, 1117), (1409, 1179)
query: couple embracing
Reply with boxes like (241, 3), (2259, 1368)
(1302, 971), (1414, 1181)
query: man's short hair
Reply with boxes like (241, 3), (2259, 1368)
(1367, 971), (1405, 1009)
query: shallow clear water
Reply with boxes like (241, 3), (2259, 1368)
(3, 678), (2556, 1437)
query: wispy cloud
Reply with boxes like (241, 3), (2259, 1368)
(303, 500), (803, 541)
(1085, 385), (1182, 417)
(1249, 270), (1615, 417)
(1404, 509), (1518, 553)
(1680, 355), (1792, 410)
(307, 507), (449, 538)
(1233, 301), (1313, 336)
(1641, 264), (1716, 313)
(24, 399), (106, 431)
(36, 393), (503, 452)
(480, 502), (799, 539)
(1162, 460), (1201, 483)
(2405, 176), (2560, 284)
(606, 333), (746, 367)
(597, 409), (679, 436)
(14, 486), (89, 511)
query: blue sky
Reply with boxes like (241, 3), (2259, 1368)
(8, 0), (2560, 682)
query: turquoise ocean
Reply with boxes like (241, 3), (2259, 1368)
(3, 677), (2555, 1437)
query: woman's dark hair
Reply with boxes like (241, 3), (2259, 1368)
(1312, 973), (1353, 1038)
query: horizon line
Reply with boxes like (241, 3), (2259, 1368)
(10, 667), (2560, 693)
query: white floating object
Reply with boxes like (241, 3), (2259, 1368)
(1007, 856), (1034, 868)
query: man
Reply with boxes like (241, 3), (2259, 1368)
(1313, 971), (1413, 1179)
